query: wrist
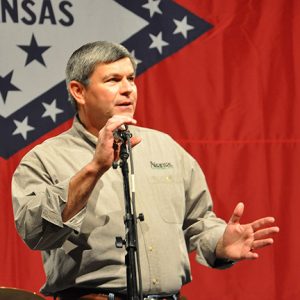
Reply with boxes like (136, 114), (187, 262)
(88, 159), (108, 177)
(215, 236), (227, 259)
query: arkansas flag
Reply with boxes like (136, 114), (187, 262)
(1, 1), (300, 299)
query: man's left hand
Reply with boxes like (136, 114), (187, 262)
(216, 202), (280, 261)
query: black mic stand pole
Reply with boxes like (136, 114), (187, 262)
(114, 129), (143, 300)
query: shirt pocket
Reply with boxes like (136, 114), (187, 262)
(147, 174), (185, 224)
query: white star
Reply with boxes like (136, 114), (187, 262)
(173, 16), (194, 39)
(142, 0), (162, 17)
(12, 116), (35, 140)
(42, 99), (63, 122)
(130, 50), (142, 65)
(149, 32), (169, 54)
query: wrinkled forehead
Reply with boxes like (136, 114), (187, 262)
(91, 57), (136, 77)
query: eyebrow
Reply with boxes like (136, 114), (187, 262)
(103, 72), (135, 81)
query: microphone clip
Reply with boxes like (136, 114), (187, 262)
(112, 125), (132, 169)
(113, 125), (132, 144)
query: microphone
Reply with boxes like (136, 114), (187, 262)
(112, 125), (131, 169)
(113, 125), (130, 143)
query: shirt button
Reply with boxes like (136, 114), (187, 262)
(148, 246), (153, 252)
(152, 278), (158, 285)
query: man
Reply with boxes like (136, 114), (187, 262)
(12, 41), (279, 300)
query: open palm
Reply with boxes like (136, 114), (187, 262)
(216, 203), (279, 260)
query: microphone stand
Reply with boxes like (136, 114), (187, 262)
(114, 128), (143, 300)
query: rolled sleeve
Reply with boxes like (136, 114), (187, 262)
(41, 180), (69, 228)
(12, 155), (86, 250)
(194, 224), (226, 267)
(41, 180), (86, 232)
(182, 156), (234, 269)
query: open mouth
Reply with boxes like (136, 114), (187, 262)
(117, 102), (132, 107)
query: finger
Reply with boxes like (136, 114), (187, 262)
(130, 136), (142, 147)
(244, 251), (259, 260)
(251, 217), (276, 231)
(101, 117), (137, 145)
(228, 202), (244, 224)
(251, 238), (274, 250)
(253, 226), (280, 239)
(106, 116), (137, 134)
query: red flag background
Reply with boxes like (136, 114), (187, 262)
(1, 0), (300, 299)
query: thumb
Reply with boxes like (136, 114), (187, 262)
(228, 202), (244, 224)
(130, 136), (142, 147)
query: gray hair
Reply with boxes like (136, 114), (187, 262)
(65, 41), (137, 109)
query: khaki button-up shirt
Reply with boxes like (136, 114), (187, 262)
(12, 118), (227, 296)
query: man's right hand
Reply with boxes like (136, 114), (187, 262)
(62, 115), (141, 222)
(91, 115), (141, 174)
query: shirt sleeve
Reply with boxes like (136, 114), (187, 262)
(181, 152), (234, 269)
(12, 151), (86, 250)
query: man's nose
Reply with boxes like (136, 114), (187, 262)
(120, 78), (134, 94)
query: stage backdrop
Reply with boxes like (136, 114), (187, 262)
(1, 1), (299, 299)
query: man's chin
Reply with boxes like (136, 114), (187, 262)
(114, 109), (135, 118)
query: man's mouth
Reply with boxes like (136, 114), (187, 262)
(117, 101), (132, 107)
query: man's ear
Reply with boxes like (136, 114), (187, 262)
(69, 81), (86, 106)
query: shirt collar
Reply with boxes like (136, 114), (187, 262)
(72, 115), (98, 147)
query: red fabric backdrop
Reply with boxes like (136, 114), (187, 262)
(1, 0), (300, 299)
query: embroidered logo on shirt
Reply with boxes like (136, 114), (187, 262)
(150, 161), (174, 169)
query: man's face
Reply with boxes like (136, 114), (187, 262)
(76, 57), (137, 133)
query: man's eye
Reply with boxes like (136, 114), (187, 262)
(107, 78), (119, 82)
